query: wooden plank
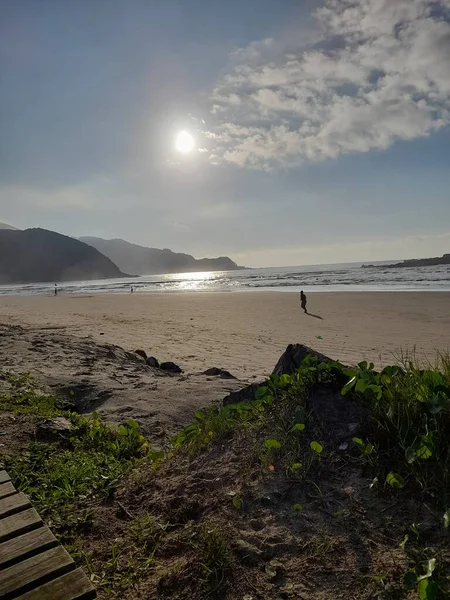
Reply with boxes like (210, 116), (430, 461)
(0, 493), (31, 519)
(0, 527), (58, 570)
(0, 482), (16, 500)
(0, 508), (42, 543)
(0, 545), (75, 599)
(14, 568), (96, 600)
(0, 471), (11, 484)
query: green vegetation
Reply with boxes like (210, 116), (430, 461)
(1, 372), (69, 417)
(1, 374), (148, 545)
(1, 352), (449, 599)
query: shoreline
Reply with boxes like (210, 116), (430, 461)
(1, 287), (450, 298)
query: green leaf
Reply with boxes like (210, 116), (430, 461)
(399, 534), (409, 551)
(352, 437), (365, 451)
(182, 425), (198, 436)
(355, 378), (369, 393)
(405, 447), (416, 464)
(279, 374), (293, 388)
(418, 559), (436, 582)
(365, 443), (374, 455)
(255, 386), (268, 399)
(310, 441), (323, 454)
(291, 423), (306, 432)
(358, 361), (368, 371)
(118, 425), (128, 437)
(417, 578), (438, 600)
(194, 410), (205, 421)
(293, 503), (303, 511)
(232, 496), (242, 510)
(264, 439), (282, 449)
(368, 384), (383, 400)
(416, 443), (433, 460)
(386, 472), (405, 489)
(291, 463), (303, 471)
(341, 376), (357, 396)
(127, 419), (139, 430)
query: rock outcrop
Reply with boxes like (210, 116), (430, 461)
(362, 253), (450, 269)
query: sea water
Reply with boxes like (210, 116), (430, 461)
(0, 262), (449, 296)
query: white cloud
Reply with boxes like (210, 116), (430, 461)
(204, 0), (450, 170)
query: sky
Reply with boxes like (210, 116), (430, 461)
(1, 0), (450, 267)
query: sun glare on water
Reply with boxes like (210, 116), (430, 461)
(175, 130), (195, 153)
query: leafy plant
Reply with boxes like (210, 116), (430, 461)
(310, 441), (323, 455)
(264, 439), (282, 449)
(386, 472), (405, 489)
(352, 437), (374, 457)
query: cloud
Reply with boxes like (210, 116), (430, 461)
(204, 0), (450, 170)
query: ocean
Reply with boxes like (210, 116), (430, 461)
(0, 262), (449, 296)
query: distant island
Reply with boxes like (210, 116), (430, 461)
(362, 253), (450, 269)
(0, 228), (127, 284)
(80, 236), (243, 275)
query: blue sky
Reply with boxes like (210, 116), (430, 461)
(1, 0), (449, 267)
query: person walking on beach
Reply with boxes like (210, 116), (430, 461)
(54, 283), (58, 297)
(300, 290), (307, 314)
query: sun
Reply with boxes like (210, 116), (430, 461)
(175, 130), (195, 153)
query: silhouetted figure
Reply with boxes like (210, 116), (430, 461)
(131, 287), (134, 293)
(300, 290), (307, 314)
(54, 283), (58, 297)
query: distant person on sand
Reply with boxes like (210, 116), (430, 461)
(131, 287), (134, 293)
(300, 290), (307, 314)
(54, 284), (58, 297)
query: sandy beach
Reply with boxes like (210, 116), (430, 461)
(0, 292), (449, 439)
(1, 292), (449, 372)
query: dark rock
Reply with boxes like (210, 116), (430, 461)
(203, 367), (236, 379)
(272, 343), (332, 376)
(135, 349), (147, 360)
(308, 386), (367, 443)
(160, 361), (183, 373)
(203, 367), (222, 376)
(36, 417), (72, 441)
(219, 369), (236, 379)
(146, 356), (159, 368)
(223, 382), (263, 406)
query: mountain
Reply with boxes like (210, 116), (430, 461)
(362, 253), (450, 269)
(0, 228), (127, 284)
(79, 237), (243, 275)
(0, 222), (19, 230)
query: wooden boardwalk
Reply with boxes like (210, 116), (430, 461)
(0, 468), (96, 600)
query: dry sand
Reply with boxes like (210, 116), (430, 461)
(1, 292), (449, 373)
(0, 292), (449, 439)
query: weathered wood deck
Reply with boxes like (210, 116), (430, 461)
(0, 468), (96, 600)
